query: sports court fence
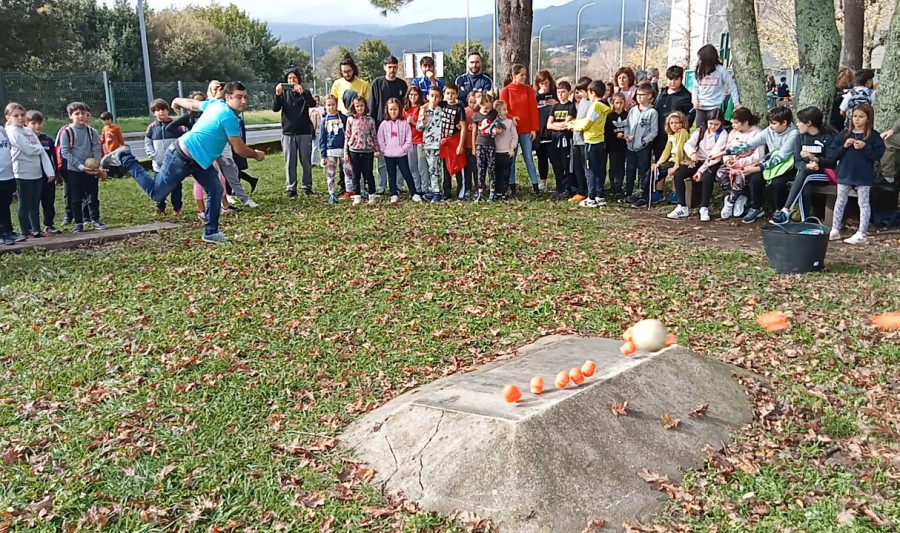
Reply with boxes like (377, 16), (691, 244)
(0, 70), (276, 120)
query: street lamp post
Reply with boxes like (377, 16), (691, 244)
(429, 35), (433, 56)
(619, 0), (626, 67)
(576, 2), (596, 81)
(576, 37), (588, 80)
(137, 0), (153, 118)
(641, 0), (650, 68)
(466, 0), (470, 59)
(311, 34), (317, 96)
(537, 24), (551, 71)
(492, 0), (498, 89)
(530, 36), (539, 75)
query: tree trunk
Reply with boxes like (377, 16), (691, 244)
(843, 0), (865, 70)
(726, 0), (767, 113)
(498, 0), (533, 81)
(875, 0), (900, 131)
(795, 0), (842, 115)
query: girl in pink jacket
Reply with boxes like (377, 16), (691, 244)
(377, 98), (422, 203)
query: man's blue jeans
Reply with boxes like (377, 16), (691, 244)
(121, 146), (222, 236)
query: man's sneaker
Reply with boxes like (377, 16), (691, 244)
(244, 199), (259, 209)
(99, 145), (130, 168)
(328, 193), (338, 204)
(771, 210), (790, 224)
(741, 208), (765, 224)
(733, 195), (748, 217)
(844, 232), (869, 245)
(569, 194), (586, 203)
(596, 197), (608, 206)
(369, 194), (379, 205)
(667, 205), (690, 219)
(91, 220), (107, 230)
(45, 225), (60, 234)
(201, 232), (229, 244)
(352, 195), (362, 205)
(72, 224), (84, 233)
(829, 229), (841, 241)
(699, 207), (711, 222)
(579, 198), (599, 208)
(412, 194), (423, 202)
(390, 195), (399, 204)
(667, 191), (678, 204)
(286, 189), (298, 198)
(623, 193), (639, 204)
(720, 200), (734, 220)
(631, 196), (651, 208)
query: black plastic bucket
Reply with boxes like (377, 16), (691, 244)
(761, 218), (830, 274)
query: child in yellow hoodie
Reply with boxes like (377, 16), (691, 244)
(567, 80), (610, 207)
(651, 111), (690, 202)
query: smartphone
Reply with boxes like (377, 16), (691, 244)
(280, 83), (295, 90)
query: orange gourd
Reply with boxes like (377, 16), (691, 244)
(530, 376), (544, 394)
(581, 360), (596, 377)
(503, 384), (522, 403)
(569, 367), (584, 385)
(555, 371), (570, 389)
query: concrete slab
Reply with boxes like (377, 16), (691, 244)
(0, 222), (180, 254)
(342, 335), (756, 532)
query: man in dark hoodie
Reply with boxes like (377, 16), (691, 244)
(273, 67), (317, 197)
(653, 66), (694, 164)
(369, 55), (408, 194)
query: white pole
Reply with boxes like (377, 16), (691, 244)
(429, 35), (433, 56)
(137, 0), (154, 118)
(311, 34), (317, 95)
(466, 0), (470, 59)
(493, 0), (498, 89)
(619, 0), (626, 67)
(576, 3), (596, 81)
(641, 0), (650, 68)
(530, 36), (538, 75)
(577, 38), (588, 80)
(538, 24), (551, 71)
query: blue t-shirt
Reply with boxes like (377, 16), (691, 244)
(181, 99), (241, 169)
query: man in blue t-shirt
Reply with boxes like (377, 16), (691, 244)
(101, 82), (265, 243)
(455, 51), (493, 104)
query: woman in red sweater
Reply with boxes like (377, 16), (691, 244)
(500, 64), (540, 194)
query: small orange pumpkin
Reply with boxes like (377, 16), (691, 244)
(555, 371), (570, 389)
(569, 367), (585, 385)
(503, 384), (522, 403)
(581, 360), (596, 377)
(530, 376), (544, 394)
(620, 340), (636, 355)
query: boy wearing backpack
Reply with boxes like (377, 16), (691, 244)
(58, 102), (106, 233)
(840, 69), (875, 126)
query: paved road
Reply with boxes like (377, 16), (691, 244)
(125, 126), (283, 160)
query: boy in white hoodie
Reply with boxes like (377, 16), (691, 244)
(0, 118), (22, 244)
(5, 103), (54, 239)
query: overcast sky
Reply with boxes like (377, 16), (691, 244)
(107, 0), (569, 26)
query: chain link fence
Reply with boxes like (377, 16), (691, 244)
(0, 71), (277, 120)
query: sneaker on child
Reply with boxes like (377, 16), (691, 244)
(733, 196), (748, 217)
(699, 207), (711, 222)
(667, 205), (689, 219)
(201, 232), (229, 244)
(770, 210), (790, 224)
(843, 232), (868, 245)
(741, 208), (765, 224)
(720, 200), (734, 220)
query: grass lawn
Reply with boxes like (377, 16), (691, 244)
(1, 157), (899, 532)
(42, 110), (281, 138)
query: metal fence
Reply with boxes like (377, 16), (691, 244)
(0, 70), (276, 120)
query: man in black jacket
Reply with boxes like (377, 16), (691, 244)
(653, 65), (694, 164)
(369, 56), (409, 194)
(273, 67), (317, 197)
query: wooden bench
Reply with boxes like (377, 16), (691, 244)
(810, 185), (856, 227)
(810, 183), (899, 227)
(683, 179), (703, 209)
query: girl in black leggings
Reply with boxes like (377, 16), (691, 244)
(667, 109), (728, 222)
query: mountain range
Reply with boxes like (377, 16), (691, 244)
(270, 0), (666, 60)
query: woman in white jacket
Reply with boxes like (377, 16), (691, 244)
(667, 108), (729, 221)
(5, 103), (54, 239)
(716, 108), (765, 219)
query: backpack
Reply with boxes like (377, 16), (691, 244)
(54, 125), (96, 172)
(844, 88), (873, 126)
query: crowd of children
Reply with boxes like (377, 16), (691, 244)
(0, 46), (892, 246)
